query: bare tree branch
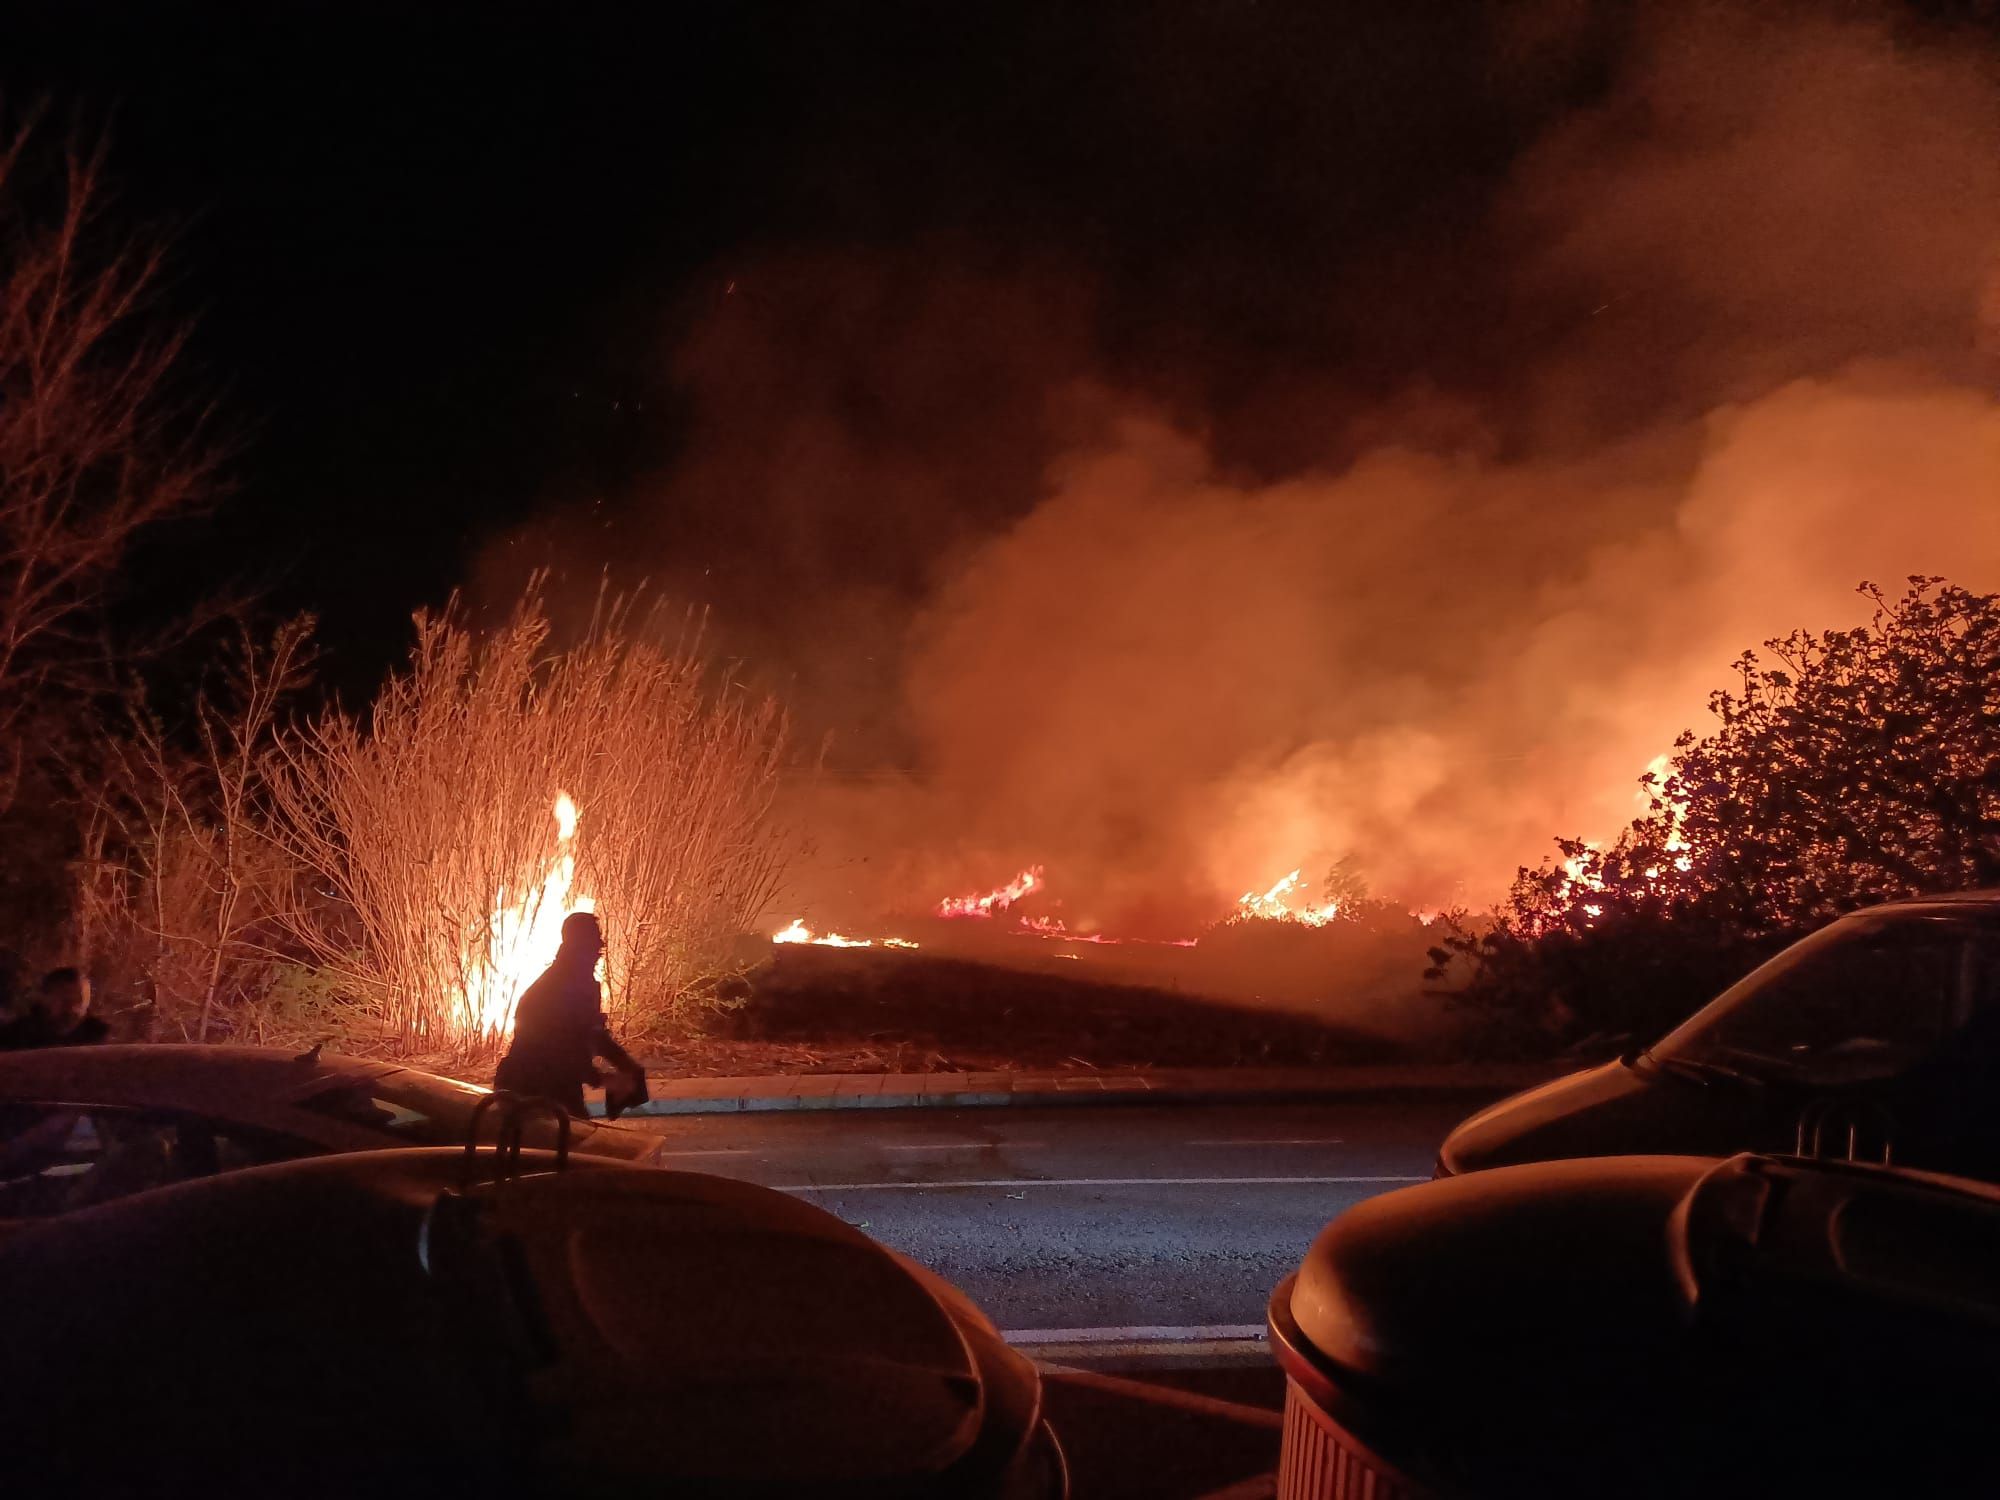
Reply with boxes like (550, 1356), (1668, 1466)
(0, 109), (219, 804)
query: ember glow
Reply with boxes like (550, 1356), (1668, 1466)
(1015, 914), (1198, 948)
(937, 866), (1043, 919)
(1016, 914), (1121, 944)
(463, 792), (595, 1039)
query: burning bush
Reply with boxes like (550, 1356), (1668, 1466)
(265, 587), (785, 1057)
(1434, 578), (2000, 1050)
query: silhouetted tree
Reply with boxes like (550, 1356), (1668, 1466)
(77, 618), (314, 1041)
(0, 108), (217, 809)
(1433, 578), (2000, 1049)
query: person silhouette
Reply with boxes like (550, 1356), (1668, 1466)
(0, 969), (109, 1051)
(494, 912), (644, 1118)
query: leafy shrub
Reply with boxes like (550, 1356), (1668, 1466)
(1433, 579), (2000, 1050)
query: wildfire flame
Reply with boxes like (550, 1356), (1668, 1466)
(1639, 752), (1694, 875)
(1233, 869), (1341, 926)
(774, 859), (1368, 956)
(937, 866), (1043, 919)
(1561, 848), (1604, 889)
(464, 792), (594, 1039)
(772, 918), (918, 950)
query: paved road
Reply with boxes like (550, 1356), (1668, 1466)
(627, 1092), (1497, 1339)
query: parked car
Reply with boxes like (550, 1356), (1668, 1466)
(0, 1043), (662, 1221)
(1269, 1150), (2000, 1497)
(0, 1133), (1068, 1495)
(1439, 892), (2000, 1180)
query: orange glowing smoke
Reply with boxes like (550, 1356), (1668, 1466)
(937, 866), (1044, 919)
(463, 792), (595, 1038)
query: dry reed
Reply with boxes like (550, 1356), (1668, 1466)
(264, 585), (786, 1057)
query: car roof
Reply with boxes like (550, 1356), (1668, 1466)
(1854, 889), (2000, 917)
(0, 1043), (402, 1112)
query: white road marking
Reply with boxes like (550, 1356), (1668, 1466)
(1029, 1341), (1272, 1366)
(1185, 1138), (1345, 1147)
(1003, 1323), (1264, 1343)
(778, 1174), (1426, 1192)
(883, 1141), (1046, 1151)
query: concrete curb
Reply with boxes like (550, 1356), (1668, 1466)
(595, 1061), (1561, 1117)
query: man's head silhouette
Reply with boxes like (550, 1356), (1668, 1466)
(560, 911), (604, 959)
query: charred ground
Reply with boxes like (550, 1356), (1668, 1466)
(630, 946), (1443, 1078)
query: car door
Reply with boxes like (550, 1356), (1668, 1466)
(0, 1103), (320, 1222)
(1751, 919), (2000, 1176)
(1651, 914), (2000, 1175)
(1882, 926), (2000, 1179)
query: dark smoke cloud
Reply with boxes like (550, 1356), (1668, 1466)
(1503, 4), (2000, 436)
(496, 3), (2000, 937)
(474, 249), (1104, 767)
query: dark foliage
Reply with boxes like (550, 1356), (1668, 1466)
(1432, 579), (2000, 1050)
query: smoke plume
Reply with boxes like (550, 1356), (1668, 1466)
(519, 5), (2000, 938)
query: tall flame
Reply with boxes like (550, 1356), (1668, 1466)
(463, 792), (594, 1038)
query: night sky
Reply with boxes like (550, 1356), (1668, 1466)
(2, 1), (1994, 740)
(0, 5), (1564, 687)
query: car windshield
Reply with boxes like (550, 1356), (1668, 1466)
(1653, 914), (2000, 1085)
(298, 1070), (650, 1159)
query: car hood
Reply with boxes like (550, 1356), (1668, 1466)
(1437, 1057), (1773, 1174)
(0, 1149), (1048, 1496)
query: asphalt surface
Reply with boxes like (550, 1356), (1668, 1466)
(627, 1092), (1497, 1343)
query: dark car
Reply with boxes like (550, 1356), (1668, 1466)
(0, 1135), (1068, 1496)
(1268, 1151), (2000, 1497)
(1439, 892), (2000, 1180)
(0, 1043), (663, 1224)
